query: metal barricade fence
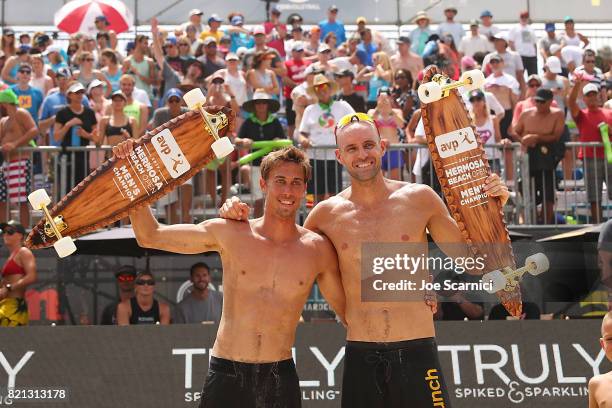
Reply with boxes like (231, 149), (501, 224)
(1, 142), (608, 228)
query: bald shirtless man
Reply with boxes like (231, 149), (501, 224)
(588, 312), (612, 408)
(112, 143), (344, 408)
(0, 88), (39, 225)
(221, 113), (510, 407)
(514, 88), (564, 224)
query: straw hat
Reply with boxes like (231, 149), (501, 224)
(307, 74), (339, 98)
(413, 11), (430, 24)
(242, 89), (280, 113)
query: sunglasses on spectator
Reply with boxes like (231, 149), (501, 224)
(179, 43), (190, 47)
(335, 112), (375, 136)
(584, 59), (596, 64)
(168, 97), (181, 103)
(314, 83), (330, 92)
(212, 78), (224, 84)
(395, 75), (408, 80)
(117, 274), (135, 282)
(535, 99), (548, 104)
(18, 69), (31, 74)
(83, 58), (95, 62)
(490, 60), (501, 64)
(528, 83), (540, 88)
(469, 96), (484, 102)
(135, 279), (155, 286)
(2, 228), (16, 235)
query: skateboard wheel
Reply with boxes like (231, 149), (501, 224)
(418, 82), (443, 104)
(183, 88), (206, 110)
(54, 236), (77, 258)
(28, 189), (51, 210)
(461, 69), (485, 91)
(483, 270), (507, 293)
(525, 253), (549, 276)
(212, 137), (234, 159)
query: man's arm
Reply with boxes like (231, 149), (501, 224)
(568, 77), (584, 120)
(588, 376), (600, 408)
(14, 110), (39, 146)
(9, 248), (37, 292)
(159, 303), (171, 325)
(314, 234), (346, 324)
(150, 17), (166, 71)
(116, 301), (130, 326)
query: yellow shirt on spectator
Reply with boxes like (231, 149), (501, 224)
(199, 30), (224, 43)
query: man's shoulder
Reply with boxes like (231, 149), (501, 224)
(589, 372), (612, 388)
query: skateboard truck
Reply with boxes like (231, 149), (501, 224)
(482, 253), (549, 294)
(28, 189), (77, 258)
(418, 69), (486, 104)
(183, 88), (234, 159)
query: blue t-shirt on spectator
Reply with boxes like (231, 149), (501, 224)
(227, 30), (254, 53)
(11, 85), (43, 123)
(356, 43), (377, 67)
(318, 20), (346, 45)
(39, 91), (90, 146)
(368, 76), (391, 102)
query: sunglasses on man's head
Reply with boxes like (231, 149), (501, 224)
(117, 274), (135, 282)
(135, 279), (155, 286)
(334, 112), (375, 136)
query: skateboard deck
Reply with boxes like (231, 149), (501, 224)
(419, 66), (523, 317)
(26, 105), (235, 251)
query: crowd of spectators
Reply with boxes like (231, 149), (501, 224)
(0, 6), (609, 227)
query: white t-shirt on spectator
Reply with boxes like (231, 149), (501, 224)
(485, 73), (520, 95)
(482, 50), (524, 79)
(462, 90), (505, 117)
(508, 24), (537, 57)
(412, 118), (429, 177)
(299, 100), (354, 160)
(437, 22), (465, 47)
(479, 25), (500, 39)
(561, 45), (584, 68)
(133, 87), (152, 107)
(458, 34), (493, 57)
(329, 57), (356, 75)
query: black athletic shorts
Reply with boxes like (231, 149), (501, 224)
(199, 356), (301, 408)
(341, 337), (452, 408)
(307, 159), (343, 197)
(500, 109), (514, 140)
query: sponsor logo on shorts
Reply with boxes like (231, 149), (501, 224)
(425, 368), (446, 407)
(152, 129), (190, 178)
(435, 127), (478, 159)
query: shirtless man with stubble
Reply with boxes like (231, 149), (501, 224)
(0, 88), (39, 225)
(221, 113), (510, 407)
(113, 142), (345, 408)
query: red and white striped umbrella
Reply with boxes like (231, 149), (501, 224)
(54, 0), (134, 34)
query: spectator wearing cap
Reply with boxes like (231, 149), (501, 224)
(541, 57), (570, 114)
(556, 43), (583, 75)
(319, 5), (346, 47)
(1, 45), (31, 85)
(478, 10), (499, 40)
(539, 22), (561, 60)
(33, 33), (51, 54)
(437, 6), (465, 48)
(174, 262), (223, 324)
(86, 79), (110, 168)
(225, 13), (254, 53)
(150, 18), (185, 101)
(197, 37), (226, 79)
(284, 25), (306, 57)
(569, 74), (612, 223)
(117, 271), (171, 325)
(94, 15), (118, 50)
(264, 6), (287, 58)
(44, 45), (68, 75)
(0, 89), (38, 225)
(243, 26), (285, 79)
(18, 33), (29, 47)
(39, 68), (90, 146)
(357, 51), (393, 110)
(390, 36), (424, 84)
(573, 50), (606, 102)
(29, 54), (53, 96)
(122, 35), (156, 102)
(508, 11), (538, 75)
(305, 26), (322, 57)
(409, 11), (433, 56)
(113, 74), (150, 137)
(100, 265), (137, 325)
(0, 220), (36, 326)
(176, 34), (196, 69)
(355, 17), (391, 55)
(299, 74), (354, 201)
(283, 43), (311, 137)
(511, 74), (560, 137)
(74, 51), (113, 98)
(290, 65), (322, 136)
(311, 43), (338, 80)
(10, 63), (43, 123)
(515, 87), (564, 223)
(458, 20), (493, 58)
(335, 69), (366, 113)
(483, 32), (526, 95)
(356, 28), (377, 67)
(1, 28), (15, 57)
(199, 14), (225, 44)
(246, 50), (280, 99)
(468, 89), (504, 173)
(236, 90), (286, 216)
(99, 90), (134, 155)
(560, 16), (589, 48)
(213, 53), (248, 113)
(181, 9), (205, 35)
(54, 82), (99, 192)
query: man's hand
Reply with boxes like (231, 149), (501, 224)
(236, 138), (253, 149)
(151, 17), (159, 35)
(1, 142), (16, 152)
(68, 117), (83, 128)
(483, 173), (510, 206)
(521, 133), (539, 148)
(219, 196), (250, 221)
(299, 136), (312, 149)
(112, 139), (135, 159)
(424, 274), (437, 314)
